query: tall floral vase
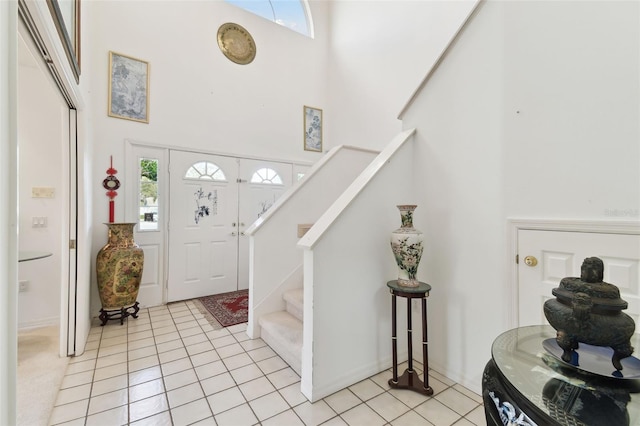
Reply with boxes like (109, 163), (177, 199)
(390, 205), (424, 287)
(96, 223), (144, 325)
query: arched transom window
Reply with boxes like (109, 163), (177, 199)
(251, 167), (283, 184)
(184, 161), (227, 181)
(224, 0), (312, 37)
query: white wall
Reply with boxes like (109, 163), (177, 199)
(327, 0), (477, 150)
(80, 0), (484, 315)
(17, 36), (66, 329)
(79, 0), (486, 318)
(83, 0), (331, 312)
(84, 0), (330, 175)
(402, 0), (640, 392)
(501, 0), (639, 217)
(7, 0), (635, 407)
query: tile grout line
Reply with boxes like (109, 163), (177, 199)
(51, 301), (485, 426)
(180, 300), (308, 425)
(125, 308), (134, 426)
(84, 324), (102, 426)
(152, 304), (182, 424)
(159, 300), (249, 423)
(185, 300), (289, 424)
(178, 301), (222, 424)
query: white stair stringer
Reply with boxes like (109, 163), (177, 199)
(259, 311), (303, 375)
(283, 288), (303, 322)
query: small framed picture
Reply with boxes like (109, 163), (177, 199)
(303, 105), (323, 152)
(108, 51), (149, 123)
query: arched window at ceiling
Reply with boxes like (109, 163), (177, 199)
(224, 0), (313, 38)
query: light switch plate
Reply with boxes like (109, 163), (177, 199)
(32, 217), (47, 228)
(32, 187), (55, 198)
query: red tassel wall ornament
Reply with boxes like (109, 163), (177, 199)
(102, 156), (120, 223)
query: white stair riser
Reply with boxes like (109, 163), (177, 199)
(283, 288), (304, 322)
(286, 302), (303, 322)
(259, 311), (302, 375)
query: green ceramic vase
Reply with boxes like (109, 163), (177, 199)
(96, 223), (144, 310)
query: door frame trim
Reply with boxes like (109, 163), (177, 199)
(123, 138), (313, 169)
(124, 142), (169, 308)
(507, 218), (640, 328)
(125, 140), (303, 305)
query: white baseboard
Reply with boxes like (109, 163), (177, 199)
(18, 316), (59, 331)
(428, 359), (482, 395)
(303, 350), (409, 402)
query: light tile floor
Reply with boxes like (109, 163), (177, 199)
(49, 300), (487, 426)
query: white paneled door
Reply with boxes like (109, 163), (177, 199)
(168, 151), (240, 302)
(152, 150), (295, 303)
(518, 229), (640, 328)
(238, 158), (293, 289)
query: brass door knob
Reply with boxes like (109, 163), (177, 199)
(524, 256), (538, 267)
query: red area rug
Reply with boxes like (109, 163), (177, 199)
(198, 290), (248, 327)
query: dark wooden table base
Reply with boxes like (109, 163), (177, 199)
(389, 368), (434, 395)
(387, 280), (433, 396)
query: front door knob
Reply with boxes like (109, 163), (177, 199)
(524, 256), (538, 267)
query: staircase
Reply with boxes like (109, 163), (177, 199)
(259, 288), (303, 375)
(247, 137), (416, 401)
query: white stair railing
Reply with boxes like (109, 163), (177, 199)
(298, 129), (417, 401)
(246, 145), (379, 339)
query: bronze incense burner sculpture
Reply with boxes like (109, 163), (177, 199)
(543, 257), (635, 371)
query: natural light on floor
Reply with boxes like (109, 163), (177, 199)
(44, 299), (485, 425)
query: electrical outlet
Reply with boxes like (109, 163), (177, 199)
(18, 280), (28, 292)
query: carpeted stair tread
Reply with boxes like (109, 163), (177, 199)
(283, 288), (304, 322)
(259, 311), (302, 374)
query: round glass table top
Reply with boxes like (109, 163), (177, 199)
(491, 325), (640, 425)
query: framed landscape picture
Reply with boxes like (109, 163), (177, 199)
(108, 51), (149, 123)
(304, 105), (322, 152)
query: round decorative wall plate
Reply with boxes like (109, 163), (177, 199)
(217, 23), (256, 65)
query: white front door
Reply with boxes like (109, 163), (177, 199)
(518, 229), (640, 327)
(168, 151), (239, 301)
(237, 159), (293, 289)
